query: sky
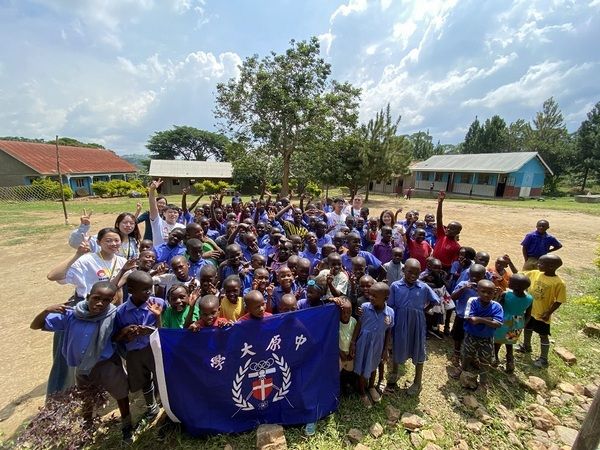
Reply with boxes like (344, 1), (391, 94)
(1, 0), (599, 155)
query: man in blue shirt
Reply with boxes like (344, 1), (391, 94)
(521, 220), (562, 270)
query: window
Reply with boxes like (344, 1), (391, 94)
(421, 172), (432, 181)
(172, 178), (180, 186)
(458, 173), (471, 184)
(478, 174), (491, 185)
(75, 179), (86, 188)
(434, 172), (445, 182)
(386, 180), (392, 185)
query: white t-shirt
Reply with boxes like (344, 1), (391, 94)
(64, 252), (127, 297)
(342, 206), (361, 217)
(326, 211), (347, 236)
(150, 217), (185, 247)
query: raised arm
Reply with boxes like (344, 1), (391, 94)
(436, 191), (445, 228)
(47, 240), (91, 281)
(148, 179), (163, 221)
(68, 209), (93, 249)
(274, 204), (292, 222)
(30, 304), (71, 330)
(181, 187), (190, 213)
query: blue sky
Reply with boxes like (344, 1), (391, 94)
(1, 0), (599, 154)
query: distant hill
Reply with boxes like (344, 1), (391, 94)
(0, 136), (105, 148)
(121, 154), (151, 171)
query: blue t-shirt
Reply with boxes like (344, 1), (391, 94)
(463, 298), (504, 338)
(154, 243), (186, 264)
(521, 231), (561, 259)
(341, 251), (382, 272)
(452, 280), (478, 318)
(115, 296), (166, 351)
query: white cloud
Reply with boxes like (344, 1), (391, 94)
(392, 21), (417, 49)
(330, 0), (368, 23)
(380, 0), (392, 11)
(318, 31), (335, 55)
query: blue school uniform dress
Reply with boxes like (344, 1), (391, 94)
(341, 251), (382, 272)
(388, 279), (440, 364)
(154, 243), (186, 264)
(353, 302), (395, 378)
(300, 248), (322, 272)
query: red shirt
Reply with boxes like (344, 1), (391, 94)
(198, 317), (230, 328)
(238, 312), (273, 321)
(432, 225), (461, 268)
(407, 239), (432, 270)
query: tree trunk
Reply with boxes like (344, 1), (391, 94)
(580, 166), (589, 193)
(281, 150), (292, 197)
(325, 184), (329, 199)
(573, 387), (600, 450)
(365, 178), (371, 201)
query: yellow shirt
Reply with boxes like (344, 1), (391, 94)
(523, 270), (566, 323)
(219, 296), (244, 321)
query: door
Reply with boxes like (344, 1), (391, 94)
(495, 175), (506, 197)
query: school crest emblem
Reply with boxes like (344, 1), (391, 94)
(231, 354), (291, 414)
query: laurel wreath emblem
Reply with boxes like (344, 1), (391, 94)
(271, 353), (291, 402)
(231, 359), (254, 411)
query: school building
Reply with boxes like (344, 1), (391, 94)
(408, 152), (552, 199)
(148, 159), (233, 195)
(0, 140), (138, 196)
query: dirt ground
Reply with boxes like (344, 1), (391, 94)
(0, 197), (597, 441)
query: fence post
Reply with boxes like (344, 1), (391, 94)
(55, 136), (69, 225)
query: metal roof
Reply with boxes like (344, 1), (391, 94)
(149, 159), (233, 178)
(410, 152), (553, 175)
(0, 140), (137, 175)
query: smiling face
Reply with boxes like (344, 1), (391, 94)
(223, 279), (241, 303)
(138, 250), (157, 271)
(98, 231), (122, 255)
(87, 286), (116, 315)
(277, 267), (294, 289)
(170, 257), (190, 281)
(245, 291), (266, 318)
(477, 280), (497, 305)
(168, 286), (188, 312)
(199, 296), (220, 327)
(163, 207), (180, 225)
(167, 229), (185, 247)
(117, 214), (136, 236)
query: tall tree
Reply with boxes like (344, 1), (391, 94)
(573, 101), (600, 192)
(480, 115), (509, 152)
(507, 119), (532, 152)
(462, 117), (484, 154)
(146, 126), (230, 161)
(409, 130), (434, 160)
(215, 37), (360, 196)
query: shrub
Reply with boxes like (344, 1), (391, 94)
(192, 180), (231, 195)
(305, 181), (322, 198)
(91, 179), (147, 198)
(31, 177), (74, 200)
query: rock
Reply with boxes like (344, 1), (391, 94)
(224, 445), (233, 450)
(410, 432), (424, 448)
(401, 413), (425, 430)
(463, 394), (479, 409)
(560, 393), (573, 403)
(496, 404), (514, 420)
(447, 366), (462, 379)
(354, 444), (371, 450)
(558, 382), (576, 395)
(386, 405), (401, 423)
(583, 322), (600, 337)
(584, 384), (598, 398)
(536, 394), (546, 406)
(448, 392), (461, 407)
(431, 423), (445, 438)
(554, 347), (577, 365)
(256, 424), (287, 450)
(466, 418), (483, 432)
(531, 416), (554, 432)
(423, 444), (442, 450)
(574, 384), (585, 395)
(548, 397), (563, 407)
(347, 428), (364, 444)
(527, 376), (548, 392)
(421, 429), (437, 441)
(369, 423), (384, 439)
(508, 432), (521, 446)
(554, 426), (578, 447)
(528, 440), (548, 450)
(562, 417), (580, 429)
(460, 371), (479, 390)
(527, 404), (561, 425)
(475, 407), (493, 423)
(454, 439), (469, 450)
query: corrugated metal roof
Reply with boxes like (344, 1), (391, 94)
(0, 140), (138, 175)
(410, 152), (553, 175)
(149, 159), (233, 178)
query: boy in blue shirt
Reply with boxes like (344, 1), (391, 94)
(462, 279), (503, 389)
(30, 281), (133, 442)
(521, 220), (562, 270)
(115, 271), (165, 424)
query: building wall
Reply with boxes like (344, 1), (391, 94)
(158, 177), (233, 195)
(510, 158), (546, 190)
(0, 152), (40, 186)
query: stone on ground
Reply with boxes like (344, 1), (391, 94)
(584, 384), (598, 398)
(422, 444), (442, 450)
(531, 416), (554, 432)
(347, 428), (364, 444)
(462, 394), (479, 409)
(453, 439), (469, 450)
(401, 413), (425, 430)
(554, 425), (578, 447)
(527, 404), (561, 426)
(224, 444), (233, 450)
(557, 382), (576, 395)
(431, 423), (445, 438)
(354, 444), (371, 450)
(256, 424), (287, 450)
(527, 376), (548, 392)
(507, 432), (521, 446)
(410, 432), (424, 448)
(420, 429), (437, 441)
(466, 418), (483, 432)
(583, 322), (600, 338)
(459, 371), (478, 390)
(475, 407), (492, 423)
(369, 423), (384, 439)
(528, 440), (548, 450)
(385, 405), (401, 423)
(554, 347), (577, 365)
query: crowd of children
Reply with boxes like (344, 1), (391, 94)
(32, 182), (567, 442)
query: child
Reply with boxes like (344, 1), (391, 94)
(30, 281), (133, 442)
(387, 259), (439, 396)
(139, 239), (154, 253)
(521, 220), (563, 270)
(238, 290), (272, 321)
(420, 258), (451, 338)
(219, 275), (245, 321)
(450, 264), (486, 366)
(383, 247), (404, 285)
(272, 267), (298, 312)
(219, 244), (252, 290)
(354, 275), (376, 316)
(317, 253), (349, 297)
(494, 274), (532, 373)
(517, 254), (566, 368)
(462, 280), (504, 389)
(153, 255), (197, 299)
(278, 293), (299, 313)
(189, 295), (231, 330)
(342, 233), (382, 275)
(350, 282), (394, 408)
(297, 280), (328, 309)
(301, 232), (322, 272)
(339, 297), (357, 395)
(161, 284), (200, 329)
(431, 191), (462, 272)
(154, 228), (186, 264)
(404, 225), (433, 270)
(198, 264), (219, 297)
(148, 179), (185, 246)
(185, 238), (208, 278)
(115, 271), (164, 423)
(488, 254), (519, 294)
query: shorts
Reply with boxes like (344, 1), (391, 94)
(125, 346), (156, 393)
(525, 317), (551, 336)
(462, 334), (494, 368)
(451, 316), (465, 342)
(76, 354), (129, 400)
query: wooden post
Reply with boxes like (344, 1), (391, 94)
(55, 136), (69, 225)
(572, 387), (600, 450)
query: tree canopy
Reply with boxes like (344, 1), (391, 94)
(573, 101), (600, 192)
(146, 126), (230, 161)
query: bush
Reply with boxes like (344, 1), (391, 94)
(91, 179), (147, 198)
(192, 180), (231, 195)
(31, 177), (73, 200)
(305, 181), (322, 198)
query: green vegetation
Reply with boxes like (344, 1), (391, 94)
(31, 177), (74, 201)
(90, 179), (147, 198)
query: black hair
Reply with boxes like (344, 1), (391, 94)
(97, 227), (122, 242)
(89, 280), (118, 296)
(461, 246), (476, 260)
(114, 212), (141, 241)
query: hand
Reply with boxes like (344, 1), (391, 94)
(148, 179), (163, 192)
(438, 191), (446, 201)
(396, 208), (403, 214)
(540, 311), (551, 322)
(122, 325), (140, 341)
(265, 283), (275, 297)
(80, 208), (93, 226)
(76, 237), (92, 256)
(154, 263), (169, 275)
(135, 202), (142, 212)
(207, 282), (218, 295)
(182, 186), (190, 195)
(189, 321), (201, 332)
(122, 258), (138, 272)
(295, 287), (306, 300)
(188, 285), (202, 304)
(218, 320), (234, 328)
(326, 273), (334, 285)
(46, 304), (72, 314)
(146, 299), (163, 317)
(466, 316), (480, 324)
(503, 254), (512, 264)
(357, 306), (363, 317)
(349, 342), (356, 359)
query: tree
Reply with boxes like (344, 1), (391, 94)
(146, 126), (230, 161)
(573, 101), (600, 192)
(480, 115), (508, 152)
(226, 143), (282, 193)
(409, 130), (434, 160)
(507, 119), (532, 152)
(462, 117), (484, 154)
(215, 37), (360, 196)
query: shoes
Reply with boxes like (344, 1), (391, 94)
(505, 361), (515, 374)
(491, 357), (499, 368)
(533, 358), (549, 368)
(405, 383), (422, 397)
(443, 327), (451, 337)
(451, 353), (461, 367)
(304, 422), (317, 436)
(369, 387), (382, 403)
(360, 394), (373, 409)
(121, 425), (133, 445)
(516, 345), (532, 354)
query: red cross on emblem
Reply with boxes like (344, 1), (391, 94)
(251, 377), (273, 401)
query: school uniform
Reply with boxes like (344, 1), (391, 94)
(300, 248), (322, 272)
(272, 283), (298, 313)
(154, 243), (186, 264)
(450, 281), (478, 342)
(341, 251), (382, 273)
(316, 234), (333, 249)
(462, 298), (504, 371)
